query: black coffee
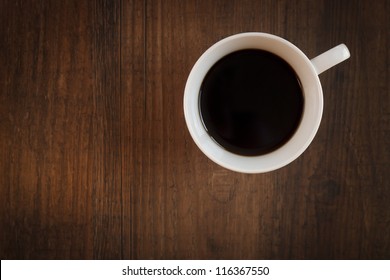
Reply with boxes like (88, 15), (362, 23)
(199, 49), (304, 156)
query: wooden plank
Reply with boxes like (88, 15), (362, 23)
(120, 0), (146, 260)
(133, 0), (390, 259)
(0, 0), (122, 259)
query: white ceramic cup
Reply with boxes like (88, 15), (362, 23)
(184, 32), (350, 173)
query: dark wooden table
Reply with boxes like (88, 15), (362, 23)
(1, 0), (389, 259)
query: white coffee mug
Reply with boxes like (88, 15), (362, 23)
(184, 32), (350, 173)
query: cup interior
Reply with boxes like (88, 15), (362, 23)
(184, 33), (323, 173)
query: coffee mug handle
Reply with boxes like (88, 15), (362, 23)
(310, 44), (350, 75)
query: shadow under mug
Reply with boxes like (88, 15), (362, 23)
(184, 32), (350, 173)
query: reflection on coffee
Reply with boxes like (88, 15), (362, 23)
(199, 49), (304, 156)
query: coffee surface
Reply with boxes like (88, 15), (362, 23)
(199, 49), (304, 156)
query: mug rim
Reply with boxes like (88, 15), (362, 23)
(184, 32), (323, 173)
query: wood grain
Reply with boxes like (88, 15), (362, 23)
(0, 0), (122, 259)
(0, 0), (389, 259)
